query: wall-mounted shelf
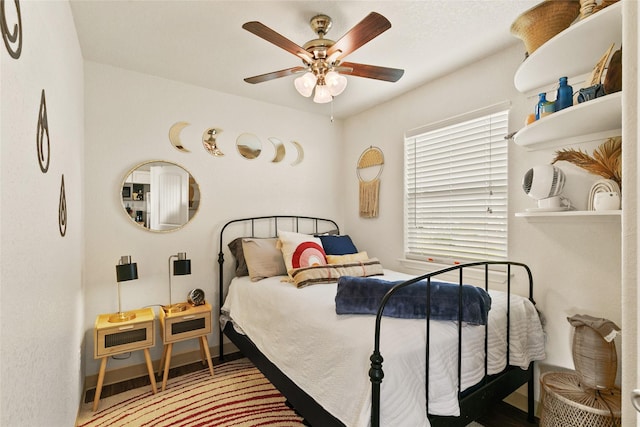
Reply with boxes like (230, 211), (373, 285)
(511, 2), (622, 223)
(512, 92), (622, 150)
(515, 210), (621, 220)
(513, 2), (622, 93)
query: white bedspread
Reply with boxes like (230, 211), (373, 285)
(221, 269), (545, 427)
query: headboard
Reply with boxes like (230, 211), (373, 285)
(217, 215), (340, 355)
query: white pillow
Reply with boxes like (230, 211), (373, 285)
(277, 230), (327, 276)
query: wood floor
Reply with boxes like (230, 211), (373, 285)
(83, 352), (245, 403)
(84, 353), (538, 426)
(477, 401), (539, 427)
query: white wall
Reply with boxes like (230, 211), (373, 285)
(83, 61), (344, 376)
(0, 2), (85, 426)
(2, 2), (631, 423)
(621, 1), (639, 424)
(343, 43), (622, 400)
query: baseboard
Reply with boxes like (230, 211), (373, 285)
(83, 342), (239, 390)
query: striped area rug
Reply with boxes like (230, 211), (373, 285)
(76, 358), (305, 427)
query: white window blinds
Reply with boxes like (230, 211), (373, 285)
(404, 105), (509, 263)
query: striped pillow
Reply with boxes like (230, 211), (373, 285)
(326, 251), (369, 265)
(288, 258), (384, 288)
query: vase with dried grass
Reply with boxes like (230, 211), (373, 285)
(552, 136), (621, 191)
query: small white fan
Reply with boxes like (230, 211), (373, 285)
(522, 165), (571, 211)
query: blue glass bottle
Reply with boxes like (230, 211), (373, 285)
(555, 77), (573, 111)
(535, 93), (547, 120)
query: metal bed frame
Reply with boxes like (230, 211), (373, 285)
(369, 261), (536, 427)
(217, 215), (537, 427)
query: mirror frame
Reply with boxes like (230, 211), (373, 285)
(120, 160), (200, 233)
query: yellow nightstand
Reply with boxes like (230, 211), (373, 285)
(158, 302), (214, 391)
(93, 307), (157, 411)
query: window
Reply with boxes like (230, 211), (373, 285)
(404, 104), (509, 263)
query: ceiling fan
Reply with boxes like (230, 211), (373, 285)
(242, 12), (404, 103)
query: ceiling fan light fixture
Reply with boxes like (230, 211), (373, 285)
(294, 72), (317, 97)
(325, 71), (347, 96)
(313, 84), (332, 104)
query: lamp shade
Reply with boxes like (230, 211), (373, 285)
(325, 71), (347, 96)
(116, 258), (138, 282)
(313, 84), (332, 104)
(294, 72), (317, 97)
(173, 259), (191, 275)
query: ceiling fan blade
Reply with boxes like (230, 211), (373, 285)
(244, 66), (307, 84)
(326, 12), (391, 60)
(243, 21), (313, 63)
(338, 62), (404, 82)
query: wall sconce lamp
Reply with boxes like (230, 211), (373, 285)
(164, 252), (191, 313)
(109, 255), (139, 323)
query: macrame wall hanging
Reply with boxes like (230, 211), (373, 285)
(357, 146), (384, 218)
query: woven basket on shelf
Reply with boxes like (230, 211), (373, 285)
(510, 0), (581, 55)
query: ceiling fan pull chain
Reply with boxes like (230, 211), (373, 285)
(330, 98), (334, 123)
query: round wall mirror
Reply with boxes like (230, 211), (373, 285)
(236, 133), (262, 159)
(120, 160), (200, 232)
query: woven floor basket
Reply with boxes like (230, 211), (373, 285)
(572, 325), (617, 389)
(510, 0), (581, 55)
(541, 372), (621, 427)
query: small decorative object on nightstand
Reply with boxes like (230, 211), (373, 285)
(93, 307), (157, 411)
(187, 288), (205, 306)
(157, 302), (213, 391)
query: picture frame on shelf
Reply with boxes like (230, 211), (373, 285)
(122, 185), (132, 200)
(587, 43), (614, 86)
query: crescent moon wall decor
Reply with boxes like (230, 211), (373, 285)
(59, 174), (67, 237)
(290, 140), (304, 166)
(168, 121), (190, 152)
(268, 137), (286, 163)
(37, 89), (50, 173)
(202, 128), (224, 157)
(1, 0), (22, 59)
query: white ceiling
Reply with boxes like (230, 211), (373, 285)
(69, 0), (538, 119)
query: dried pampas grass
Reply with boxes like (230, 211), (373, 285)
(552, 136), (621, 190)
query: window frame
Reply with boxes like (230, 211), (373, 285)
(404, 102), (510, 264)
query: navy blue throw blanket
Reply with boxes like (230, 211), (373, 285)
(335, 276), (491, 325)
